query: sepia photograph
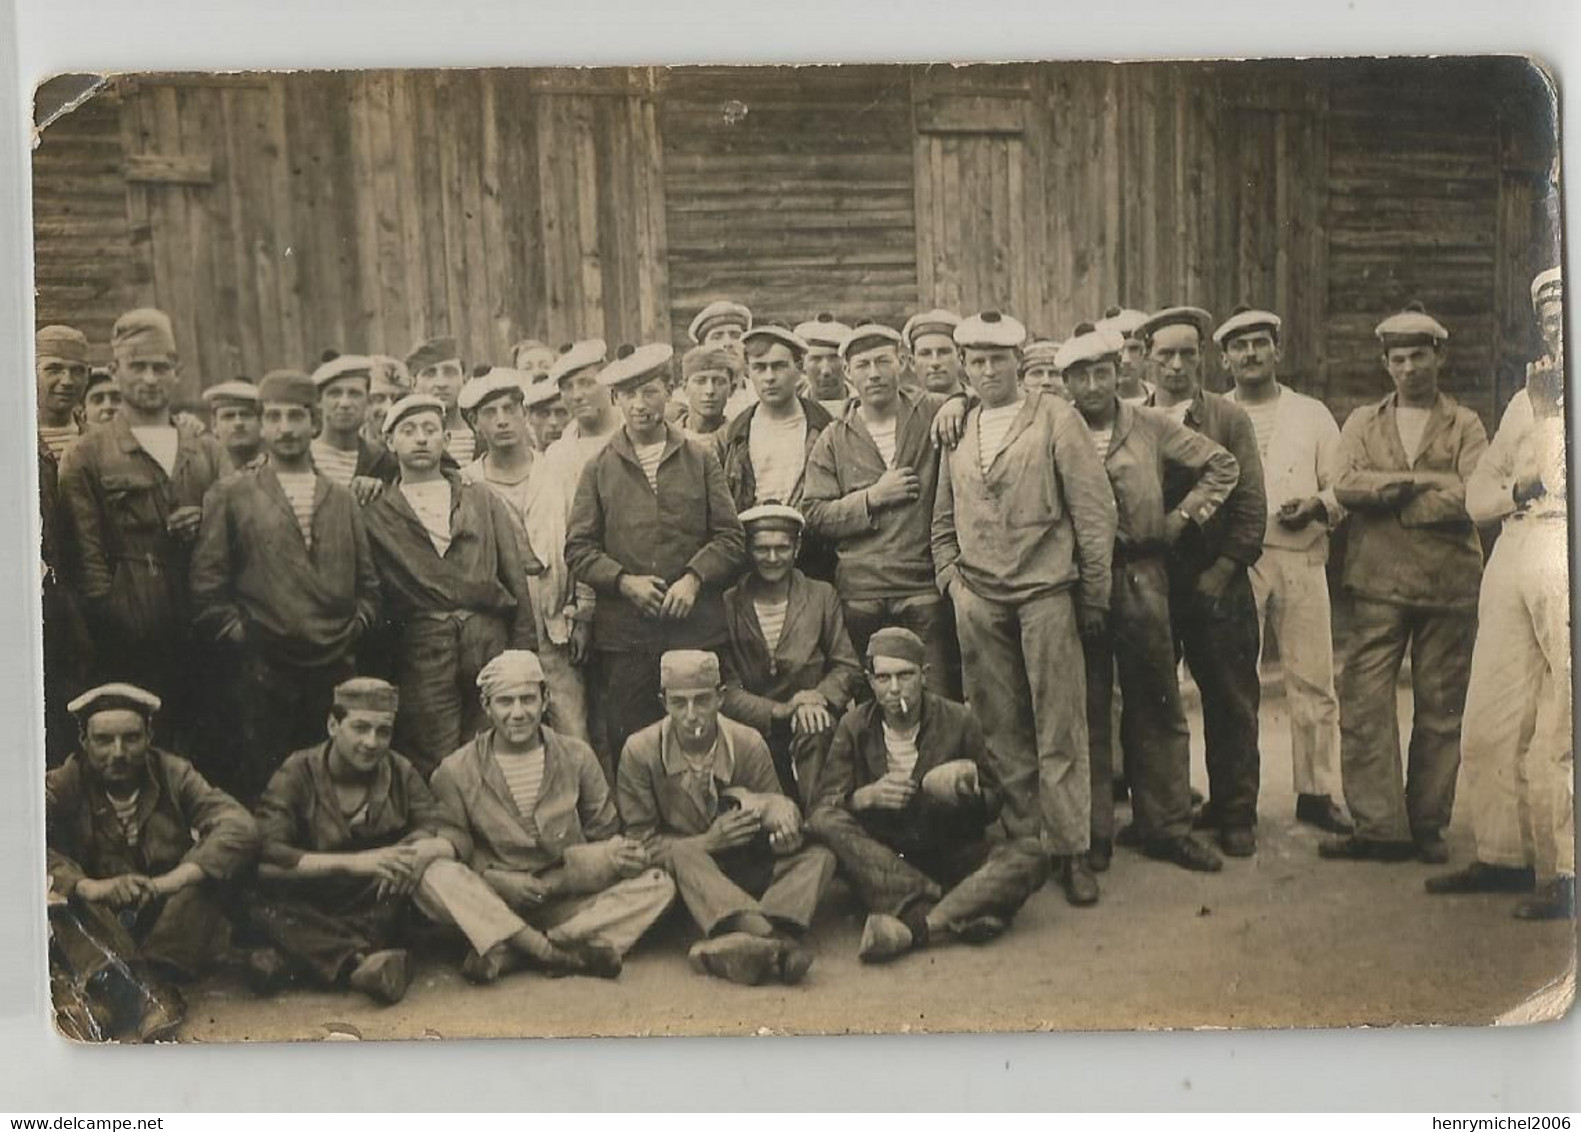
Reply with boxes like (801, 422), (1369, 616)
(28, 53), (1574, 1048)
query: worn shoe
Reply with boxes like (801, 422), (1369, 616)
(954, 914), (1009, 945)
(348, 949), (412, 1005)
(1145, 834), (1224, 873)
(1426, 862), (1537, 895)
(135, 983), (186, 1044)
(461, 943), (525, 985)
(1087, 837), (1113, 873)
(1114, 822), (1143, 849)
(547, 940), (622, 980)
(1415, 834), (1450, 865)
(688, 932), (782, 986)
(774, 938), (815, 985)
(1513, 877), (1576, 922)
(1219, 826), (1257, 858)
(1317, 836), (1414, 862)
(242, 946), (292, 997)
(1059, 855), (1101, 906)
(1295, 793), (1355, 835)
(858, 914), (915, 964)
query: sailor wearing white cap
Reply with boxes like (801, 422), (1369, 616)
(902, 308), (965, 395)
(203, 380), (266, 474)
(795, 313), (855, 413)
(1094, 306), (1153, 403)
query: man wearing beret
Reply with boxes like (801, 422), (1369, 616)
(1324, 303), (1487, 865)
(407, 335), (477, 466)
(202, 381), (267, 475)
(675, 344), (739, 442)
(362, 359), (410, 451)
(58, 308), (229, 733)
(804, 321), (965, 700)
(1061, 322), (1238, 873)
(47, 684), (258, 1042)
(524, 379), (571, 453)
(566, 344), (747, 770)
(362, 394), (540, 778)
(720, 504), (864, 802)
(688, 299), (756, 420)
(190, 370), (383, 801)
(932, 310), (1117, 906)
(902, 308), (967, 396)
(310, 354), (399, 502)
(1429, 270), (1572, 920)
(795, 314), (856, 418)
(617, 650), (835, 987)
(36, 324), (91, 463)
(247, 677), (617, 1004)
(1095, 307), (1155, 405)
(808, 628), (1048, 963)
(1141, 305), (1268, 858)
(1219, 306), (1353, 836)
(430, 651), (676, 981)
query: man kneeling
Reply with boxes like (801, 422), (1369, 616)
(431, 650), (676, 983)
(617, 650), (835, 987)
(808, 628), (1048, 962)
(248, 677), (619, 1004)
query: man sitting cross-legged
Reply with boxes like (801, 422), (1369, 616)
(431, 650), (676, 983)
(807, 628), (1048, 963)
(246, 677), (619, 1005)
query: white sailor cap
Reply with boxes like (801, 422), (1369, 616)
(382, 393), (448, 435)
(521, 377), (562, 409)
(741, 324), (809, 356)
(688, 300), (753, 344)
(1138, 306), (1214, 344)
(547, 339), (608, 385)
(201, 380), (260, 407)
(901, 308), (962, 350)
(794, 313), (852, 350)
(1374, 302), (1450, 347)
(1532, 267), (1563, 309)
(598, 342), (675, 391)
(311, 353), (376, 388)
(739, 502), (806, 533)
(953, 310), (1028, 350)
(1094, 307), (1149, 339)
(458, 367), (528, 412)
(1212, 306), (1283, 347)
(68, 682), (162, 719)
(1054, 324), (1126, 373)
(839, 323), (904, 361)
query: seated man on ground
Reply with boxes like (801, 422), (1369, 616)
(47, 683), (259, 1043)
(431, 650), (675, 983)
(616, 650), (835, 987)
(246, 677), (619, 1005)
(808, 629), (1048, 963)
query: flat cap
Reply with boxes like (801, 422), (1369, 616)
(739, 502), (805, 533)
(1021, 338), (1063, 369)
(1374, 301), (1449, 347)
(312, 353), (376, 389)
(405, 335), (460, 375)
(257, 369), (319, 408)
(866, 626), (927, 669)
(839, 323), (903, 361)
(954, 310), (1028, 350)
(794, 313), (852, 350)
(1532, 267), (1562, 309)
(202, 380), (261, 408)
(682, 344), (742, 380)
(1054, 324), (1125, 373)
(68, 682), (162, 718)
(477, 650), (547, 697)
(548, 339), (608, 385)
(111, 308), (178, 359)
(598, 342), (675, 392)
(1094, 306), (1149, 339)
(1213, 306), (1282, 347)
(333, 677), (400, 714)
(382, 393), (448, 436)
(1138, 306), (1213, 344)
(902, 308), (962, 349)
(688, 300), (753, 344)
(741, 324), (809, 356)
(37, 325), (89, 364)
(457, 367), (528, 412)
(660, 649), (722, 692)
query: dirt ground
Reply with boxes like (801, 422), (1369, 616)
(175, 680), (1577, 1044)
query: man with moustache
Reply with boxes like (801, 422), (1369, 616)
(1322, 304), (1487, 866)
(191, 369), (382, 801)
(406, 335), (477, 465)
(675, 344), (737, 442)
(202, 381), (266, 474)
(310, 354), (398, 500)
(565, 344), (746, 770)
(36, 324), (91, 463)
(795, 313), (856, 417)
(902, 308), (967, 396)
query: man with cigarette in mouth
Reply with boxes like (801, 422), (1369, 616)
(807, 628), (1047, 963)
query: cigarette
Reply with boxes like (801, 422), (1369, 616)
(898, 697), (909, 716)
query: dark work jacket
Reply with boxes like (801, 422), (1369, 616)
(354, 437), (401, 485)
(715, 396), (835, 512)
(1151, 388), (1267, 577)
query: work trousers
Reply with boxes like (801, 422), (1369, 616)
(1460, 519), (1574, 878)
(843, 592), (961, 700)
(1250, 545), (1342, 798)
(952, 585), (1090, 854)
(1171, 565), (1263, 829)
(540, 636), (593, 747)
(50, 884), (233, 984)
(808, 807), (1046, 927)
(666, 839), (835, 937)
(229, 650), (355, 803)
(766, 721), (835, 809)
(1085, 558), (1195, 844)
(250, 859), (526, 985)
(517, 869), (676, 956)
(595, 648), (667, 777)
(1339, 597), (1477, 844)
(394, 612), (509, 778)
